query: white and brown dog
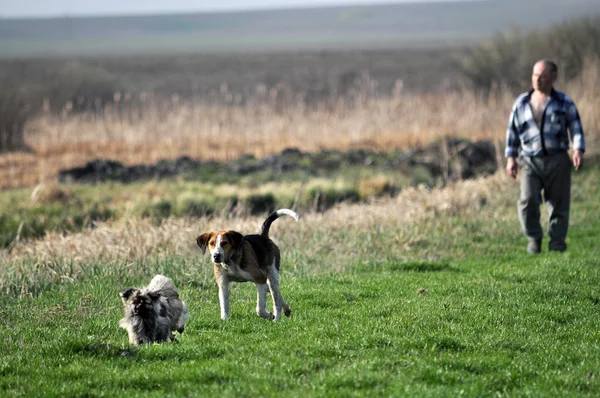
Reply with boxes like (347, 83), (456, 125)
(196, 209), (299, 321)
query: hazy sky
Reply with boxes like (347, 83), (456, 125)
(0, 0), (461, 18)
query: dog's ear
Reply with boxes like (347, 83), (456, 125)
(120, 288), (137, 303)
(226, 231), (244, 251)
(196, 233), (212, 254)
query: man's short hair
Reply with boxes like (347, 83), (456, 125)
(536, 59), (558, 76)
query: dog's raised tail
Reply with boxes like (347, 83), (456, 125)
(146, 275), (175, 291)
(261, 208), (299, 237)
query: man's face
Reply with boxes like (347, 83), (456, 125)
(531, 62), (556, 93)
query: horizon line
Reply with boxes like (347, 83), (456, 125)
(0, 0), (480, 21)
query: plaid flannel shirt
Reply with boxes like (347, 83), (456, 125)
(505, 88), (585, 158)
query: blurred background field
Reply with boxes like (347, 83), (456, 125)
(0, 0), (599, 252)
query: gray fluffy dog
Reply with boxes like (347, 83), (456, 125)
(119, 275), (189, 345)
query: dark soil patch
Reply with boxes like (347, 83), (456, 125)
(58, 138), (498, 186)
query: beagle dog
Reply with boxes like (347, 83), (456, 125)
(196, 209), (299, 321)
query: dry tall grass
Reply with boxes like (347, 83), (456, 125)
(0, 92), (500, 190)
(1, 171), (518, 296)
(1, 61), (598, 190)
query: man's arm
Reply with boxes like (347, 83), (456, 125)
(573, 149), (583, 171)
(506, 156), (518, 179)
(566, 100), (585, 170)
(505, 102), (521, 178)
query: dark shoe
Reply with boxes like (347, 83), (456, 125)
(527, 239), (542, 254)
(549, 242), (567, 252)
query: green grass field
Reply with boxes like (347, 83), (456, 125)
(1, 159), (600, 396)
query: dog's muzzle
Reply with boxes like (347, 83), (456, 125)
(212, 253), (223, 263)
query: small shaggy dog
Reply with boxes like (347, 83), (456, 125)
(119, 275), (189, 345)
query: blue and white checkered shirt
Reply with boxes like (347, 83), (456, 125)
(505, 88), (585, 158)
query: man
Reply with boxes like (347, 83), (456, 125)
(505, 59), (585, 254)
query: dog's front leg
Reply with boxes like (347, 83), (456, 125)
(255, 283), (274, 320)
(218, 277), (230, 320)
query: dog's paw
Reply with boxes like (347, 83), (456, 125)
(257, 310), (274, 320)
(284, 308), (291, 317)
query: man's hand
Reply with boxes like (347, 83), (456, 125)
(572, 149), (584, 171)
(505, 156), (518, 179)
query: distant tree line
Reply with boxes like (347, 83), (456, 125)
(459, 15), (600, 93)
(0, 62), (127, 153)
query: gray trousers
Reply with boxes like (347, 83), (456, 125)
(517, 152), (572, 250)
